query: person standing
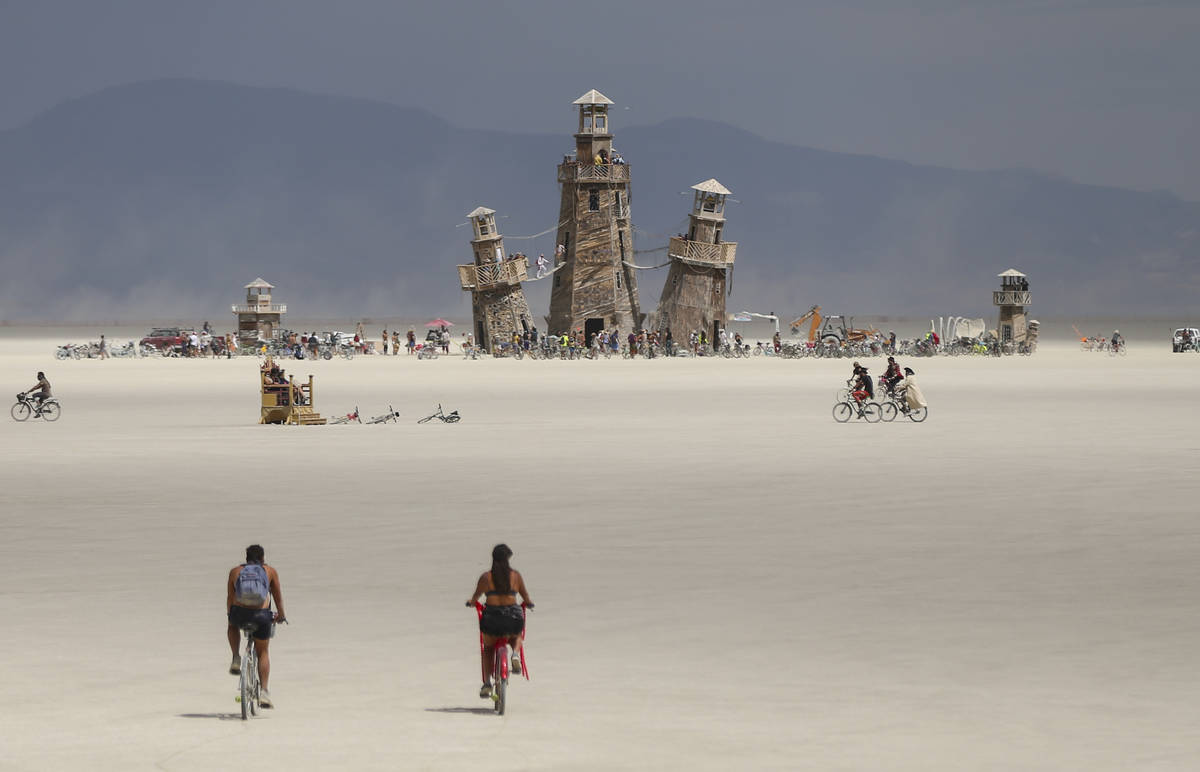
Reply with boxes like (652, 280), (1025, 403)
(227, 544), (286, 709)
(391, 331), (400, 356)
(382, 328), (389, 356)
(97, 334), (109, 360)
(407, 330), (416, 355)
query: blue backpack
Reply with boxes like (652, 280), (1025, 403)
(235, 563), (270, 606)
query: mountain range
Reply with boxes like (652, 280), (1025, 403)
(1, 78), (1196, 322)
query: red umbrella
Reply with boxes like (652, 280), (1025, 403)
(425, 318), (455, 328)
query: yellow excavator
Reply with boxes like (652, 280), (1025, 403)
(790, 305), (879, 344)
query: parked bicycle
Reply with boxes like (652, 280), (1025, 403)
(367, 406), (400, 424)
(12, 392), (61, 422)
(329, 406), (361, 425)
(417, 404), (460, 424)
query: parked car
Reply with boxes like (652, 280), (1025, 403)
(1172, 327), (1199, 352)
(140, 327), (187, 352)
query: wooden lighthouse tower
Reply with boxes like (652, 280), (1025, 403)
(656, 179), (738, 344)
(233, 278), (286, 343)
(457, 206), (534, 353)
(547, 89), (642, 341)
(994, 268), (1031, 346)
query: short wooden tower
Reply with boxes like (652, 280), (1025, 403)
(994, 269), (1031, 344)
(656, 179), (738, 343)
(457, 207), (534, 353)
(233, 278), (286, 343)
(548, 89), (642, 341)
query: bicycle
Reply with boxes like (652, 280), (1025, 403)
(471, 602), (529, 716)
(832, 397), (881, 423)
(367, 405), (400, 424)
(235, 623), (263, 720)
(417, 404), (460, 424)
(329, 406), (361, 424)
(12, 393), (61, 422)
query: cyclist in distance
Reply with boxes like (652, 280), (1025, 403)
(466, 544), (534, 699)
(227, 544), (286, 708)
(22, 371), (51, 408)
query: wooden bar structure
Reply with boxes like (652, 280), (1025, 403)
(548, 89), (642, 340)
(655, 179), (738, 343)
(994, 268), (1032, 345)
(457, 207), (535, 352)
(259, 358), (326, 425)
(233, 278), (286, 343)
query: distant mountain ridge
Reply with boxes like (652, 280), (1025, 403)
(0, 78), (1196, 321)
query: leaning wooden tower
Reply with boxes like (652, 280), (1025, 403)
(656, 179), (738, 344)
(547, 89), (642, 340)
(457, 206), (534, 353)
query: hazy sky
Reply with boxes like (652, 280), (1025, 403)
(3, 0), (1198, 198)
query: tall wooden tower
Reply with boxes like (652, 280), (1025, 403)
(656, 179), (738, 344)
(993, 268), (1031, 345)
(547, 89), (641, 340)
(457, 206), (534, 353)
(232, 277), (286, 342)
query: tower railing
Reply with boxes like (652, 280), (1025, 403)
(232, 303), (287, 313)
(458, 257), (529, 291)
(668, 237), (737, 267)
(993, 291), (1031, 306)
(557, 162), (631, 183)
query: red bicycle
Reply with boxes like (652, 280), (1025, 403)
(471, 602), (530, 715)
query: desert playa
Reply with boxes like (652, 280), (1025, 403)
(1, 325), (1197, 771)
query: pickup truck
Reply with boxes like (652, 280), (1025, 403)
(1172, 327), (1199, 352)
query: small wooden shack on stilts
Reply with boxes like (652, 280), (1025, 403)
(233, 278), (286, 345)
(655, 179), (738, 344)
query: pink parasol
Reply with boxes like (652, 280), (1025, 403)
(424, 318), (455, 328)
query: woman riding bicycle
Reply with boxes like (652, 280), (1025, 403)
(466, 544), (533, 699)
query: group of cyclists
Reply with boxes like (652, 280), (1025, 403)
(848, 356), (924, 412)
(226, 542), (531, 710)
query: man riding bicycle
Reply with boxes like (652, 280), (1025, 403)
(227, 545), (286, 708)
(881, 357), (903, 396)
(22, 371), (51, 409)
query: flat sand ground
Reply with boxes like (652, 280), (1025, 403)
(1, 330), (1197, 771)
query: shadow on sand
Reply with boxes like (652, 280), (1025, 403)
(425, 707), (495, 716)
(177, 712), (245, 721)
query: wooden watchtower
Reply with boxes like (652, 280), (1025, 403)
(994, 269), (1031, 344)
(233, 278), (286, 343)
(547, 89), (642, 341)
(656, 179), (738, 344)
(457, 206), (534, 353)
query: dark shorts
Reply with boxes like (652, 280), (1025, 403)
(228, 606), (275, 640)
(479, 604), (525, 637)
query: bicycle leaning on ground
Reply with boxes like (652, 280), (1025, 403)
(417, 404), (460, 424)
(469, 602), (529, 716)
(367, 405), (400, 424)
(11, 392), (60, 422)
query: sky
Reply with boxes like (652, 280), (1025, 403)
(1, 0), (1198, 199)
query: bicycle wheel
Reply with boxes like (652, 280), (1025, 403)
(494, 649), (507, 715)
(239, 651), (252, 720)
(879, 402), (898, 422)
(832, 402), (853, 423)
(40, 402), (61, 422)
(863, 403), (882, 423)
(322, 349), (333, 360)
(55, 349), (68, 360)
(11, 402), (31, 421)
(446, 415), (460, 423)
(417, 415), (433, 424)
(908, 406), (928, 423)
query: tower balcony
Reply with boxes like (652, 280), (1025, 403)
(458, 257), (528, 291)
(232, 303), (286, 314)
(993, 290), (1031, 306)
(668, 237), (737, 267)
(557, 161), (631, 184)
